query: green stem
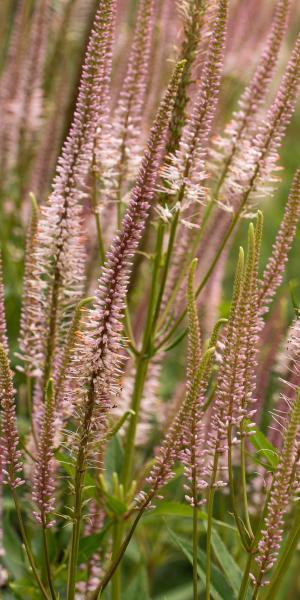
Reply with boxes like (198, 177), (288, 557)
(263, 506), (300, 599)
(67, 447), (85, 600)
(111, 522), (124, 600)
(228, 426), (251, 550)
(193, 503), (199, 600)
(91, 167), (106, 265)
(11, 488), (50, 600)
(91, 499), (152, 600)
(66, 393), (95, 600)
(151, 212), (179, 332)
(240, 429), (254, 540)
(206, 452), (218, 600)
(155, 210), (242, 352)
(122, 356), (149, 491)
(42, 526), (57, 600)
(238, 552), (253, 600)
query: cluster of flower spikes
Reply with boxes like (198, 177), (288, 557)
(0, 0), (49, 173)
(218, 25), (300, 216)
(180, 261), (225, 507)
(18, 0), (117, 384)
(101, 0), (156, 210)
(0, 259), (23, 491)
(63, 62), (186, 467)
(157, 0), (228, 328)
(253, 322), (300, 586)
(210, 0), (291, 206)
(160, 0), (228, 221)
(206, 215), (262, 484)
(135, 261), (217, 510)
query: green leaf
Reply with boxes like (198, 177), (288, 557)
(125, 564), (150, 600)
(167, 526), (232, 599)
(154, 582), (193, 600)
(211, 529), (242, 595)
(248, 424), (279, 469)
(104, 435), (124, 480)
(145, 502), (237, 532)
(78, 520), (112, 563)
(2, 511), (26, 580)
(105, 493), (127, 516)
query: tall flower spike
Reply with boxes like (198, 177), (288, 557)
(161, 0), (228, 215)
(165, 0), (206, 157)
(220, 32), (300, 214)
(259, 168), (300, 313)
(19, 0), (117, 381)
(0, 344), (24, 489)
(135, 343), (216, 508)
(208, 246), (245, 456)
(253, 387), (300, 589)
(17, 0), (49, 159)
(16, 195), (40, 377)
(0, 258), (8, 353)
(211, 0), (291, 189)
(67, 61), (186, 460)
(32, 380), (56, 528)
(101, 0), (156, 213)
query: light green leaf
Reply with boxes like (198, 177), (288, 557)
(167, 526), (232, 600)
(248, 424), (279, 470)
(145, 501), (237, 532)
(78, 520), (112, 563)
(211, 529), (242, 595)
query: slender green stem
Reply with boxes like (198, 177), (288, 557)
(122, 356), (149, 491)
(151, 212), (179, 332)
(67, 462), (85, 600)
(122, 223), (165, 490)
(155, 210), (242, 352)
(91, 499), (152, 600)
(263, 506), (300, 599)
(67, 449), (85, 600)
(42, 526), (57, 600)
(67, 380), (98, 599)
(193, 503), (199, 600)
(91, 167), (106, 265)
(26, 374), (38, 447)
(228, 426), (251, 550)
(206, 452), (218, 600)
(111, 522), (124, 600)
(238, 552), (253, 600)
(11, 488), (50, 600)
(240, 428), (254, 540)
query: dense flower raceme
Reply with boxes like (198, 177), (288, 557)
(64, 61), (185, 458)
(32, 380), (56, 527)
(18, 0), (117, 381)
(103, 0), (156, 205)
(161, 0), (228, 215)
